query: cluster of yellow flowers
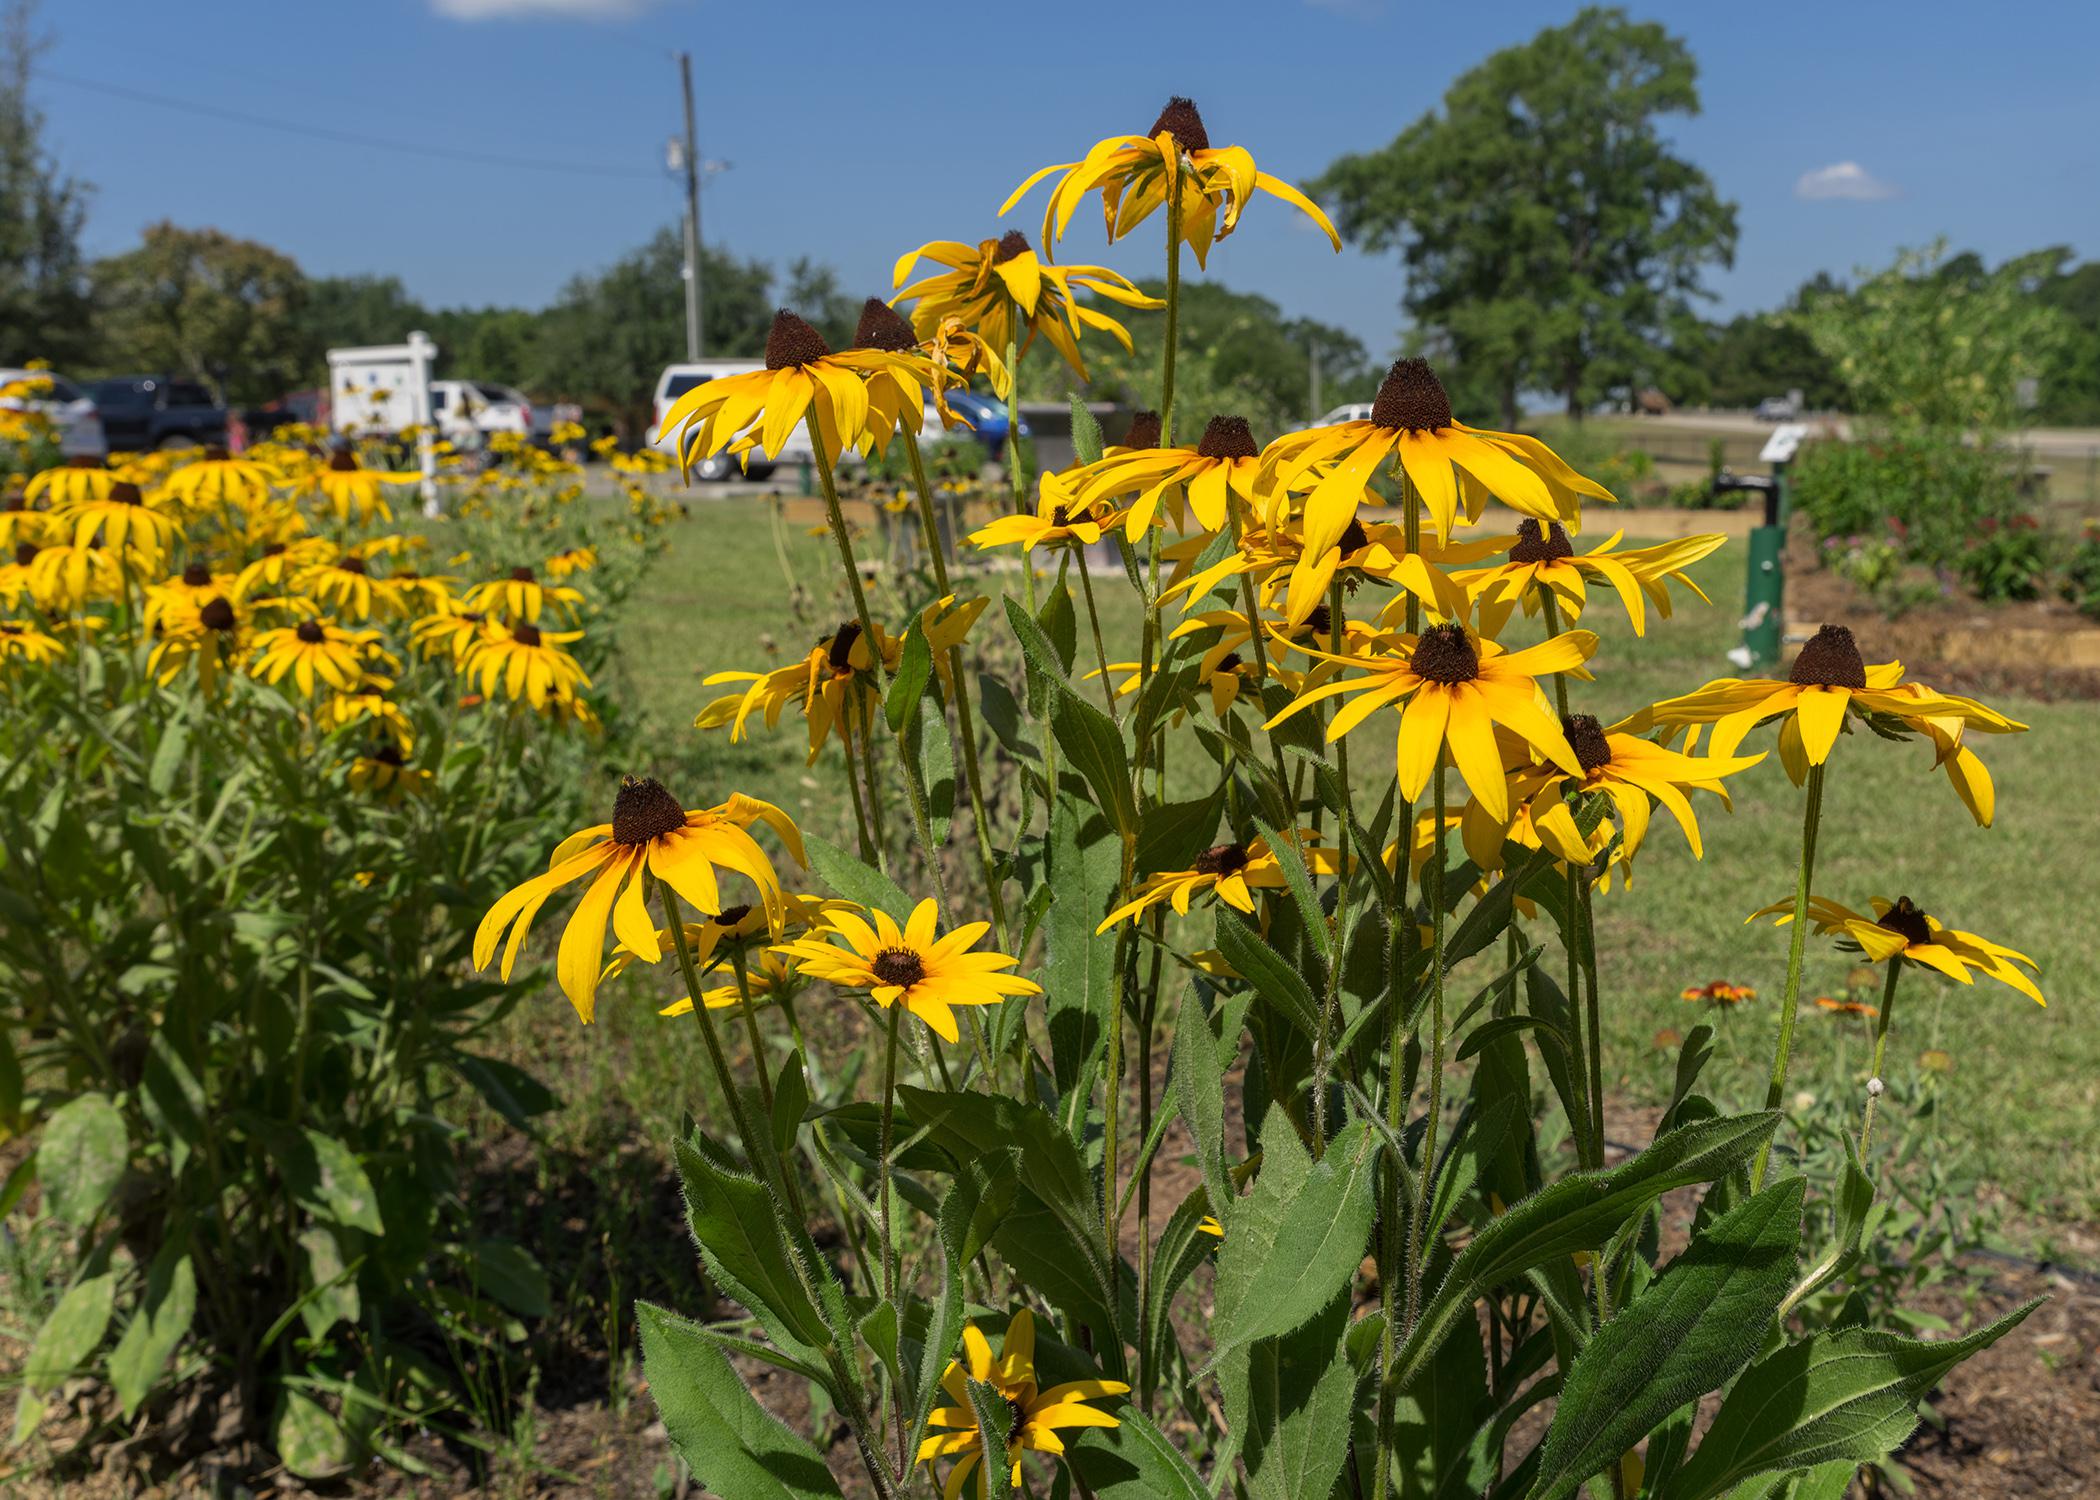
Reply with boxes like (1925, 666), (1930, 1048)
(0, 431), (632, 797)
(473, 94), (2050, 1498)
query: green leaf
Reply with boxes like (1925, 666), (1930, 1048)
(1171, 991), (1233, 1221)
(297, 1225), (361, 1338)
(139, 1033), (207, 1174)
(1050, 688), (1136, 836)
(278, 1128), (385, 1235)
(911, 704), (956, 846)
(1004, 596), (1070, 719)
(1070, 394), (1106, 464)
(802, 831), (913, 923)
(1392, 1112), (1779, 1395)
(674, 1138), (833, 1358)
(911, 1153), (1017, 1461)
(1254, 817), (1335, 963)
(966, 1377), (1017, 1500)
(1038, 582), (1078, 675)
(887, 619), (935, 734)
(39, 1092), (127, 1228)
(1213, 909), (1321, 1043)
(1205, 1114), (1378, 1374)
(147, 715), (189, 795)
(637, 1301), (845, 1499)
(1144, 1188), (1218, 1381)
(465, 1239), (551, 1320)
(275, 1387), (355, 1479)
(1134, 790), (1224, 877)
(1066, 1404), (1210, 1499)
(1659, 1025), (1717, 1134)
(1665, 1298), (2041, 1500)
(772, 1049), (811, 1161)
(452, 1051), (558, 1130)
(21, 1269), (116, 1396)
(1779, 1139), (1876, 1319)
(1530, 1178), (1805, 1500)
(1045, 796), (1120, 1096)
(1226, 1288), (1354, 1500)
(111, 1240), (197, 1418)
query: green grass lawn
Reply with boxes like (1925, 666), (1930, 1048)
(554, 493), (2095, 1225)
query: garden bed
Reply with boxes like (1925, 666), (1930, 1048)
(1785, 528), (2100, 701)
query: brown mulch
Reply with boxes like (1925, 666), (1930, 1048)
(1785, 530), (2100, 701)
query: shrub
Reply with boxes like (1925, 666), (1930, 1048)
(2062, 524), (2100, 619)
(1958, 513), (2054, 602)
(1790, 433), (2020, 569)
(0, 432), (666, 1476)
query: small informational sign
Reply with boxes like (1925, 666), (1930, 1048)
(1759, 423), (1809, 465)
(327, 331), (440, 516)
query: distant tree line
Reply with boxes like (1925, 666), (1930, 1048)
(5, 1), (2097, 438)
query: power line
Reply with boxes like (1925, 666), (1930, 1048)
(31, 68), (663, 182)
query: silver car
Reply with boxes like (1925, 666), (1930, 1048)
(0, 369), (108, 458)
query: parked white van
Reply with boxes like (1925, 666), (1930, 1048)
(431, 381), (533, 446)
(650, 361), (826, 480)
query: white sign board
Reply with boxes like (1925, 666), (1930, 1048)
(326, 331), (440, 516)
(1759, 423), (1809, 465)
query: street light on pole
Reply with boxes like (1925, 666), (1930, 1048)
(675, 51), (703, 360)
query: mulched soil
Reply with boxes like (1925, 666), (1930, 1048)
(5, 1088), (2094, 1497)
(1785, 530), (2100, 701)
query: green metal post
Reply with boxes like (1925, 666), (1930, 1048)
(1740, 459), (1788, 669)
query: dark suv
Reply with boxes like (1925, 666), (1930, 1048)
(87, 376), (229, 452)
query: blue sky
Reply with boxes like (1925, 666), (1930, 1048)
(33, 0), (2100, 361)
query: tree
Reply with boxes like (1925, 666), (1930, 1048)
(0, 0), (90, 365)
(89, 224), (309, 405)
(2033, 248), (2100, 425)
(1679, 273), (1852, 411)
(1789, 240), (2072, 433)
(1314, 7), (1737, 424)
(529, 228), (776, 438)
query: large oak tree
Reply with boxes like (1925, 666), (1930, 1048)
(1315, 7), (1737, 425)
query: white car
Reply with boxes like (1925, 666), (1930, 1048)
(431, 380), (532, 445)
(0, 368), (107, 458)
(651, 361), (827, 480)
(1302, 402), (1374, 430)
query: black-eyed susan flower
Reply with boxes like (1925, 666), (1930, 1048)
(157, 445), (279, 510)
(24, 455), (120, 508)
(0, 618), (63, 669)
(968, 478), (1120, 554)
(1459, 521), (1727, 637)
(0, 492), (48, 550)
(304, 446), (421, 524)
(474, 778), (806, 1021)
(917, 1308), (1125, 1498)
(607, 895), (848, 1001)
(318, 683), (414, 749)
(656, 310), (926, 474)
(460, 565), (584, 625)
(147, 592), (272, 693)
(377, 567), (456, 617)
(24, 539), (122, 609)
(0, 542), (40, 608)
(773, 898), (1039, 1043)
(544, 546), (597, 580)
(1268, 621), (1597, 822)
(461, 618), (591, 711)
(1001, 95), (1339, 267)
(1469, 713), (1766, 868)
(1644, 624), (2025, 784)
(251, 617), (383, 698)
(1258, 359), (1614, 595)
(347, 742), (431, 799)
(1748, 894), (2043, 1004)
(1067, 414), (1270, 541)
(410, 608), (493, 666)
(145, 561), (241, 629)
(53, 480), (179, 568)
(234, 536), (332, 600)
(892, 232), (1160, 381)
(1098, 827), (1338, 932)
(296, 547), (394, 620)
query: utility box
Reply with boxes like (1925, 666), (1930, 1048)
(327, 332), (440, 516)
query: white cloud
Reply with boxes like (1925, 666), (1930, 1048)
(431, 0), (657, 19)
(1794, 161), (1900, 202)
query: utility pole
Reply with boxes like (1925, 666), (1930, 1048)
(677, 51), (703, 360)
(1308, 342), (1321, 422)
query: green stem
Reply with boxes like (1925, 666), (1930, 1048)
(1075, 556), (1120, 722)
(1404, 760), (1450, 1337)
(730, 944), (813, 1227)
(839, 711), (879, 865)
(1860, 959), (1904, 1157)
(1752, 761), (1828, 1191)
(877, 999), (904, 1310)
(1312, 578), (1354, 1156)
(663, 888), (764, 1165)
(1160, 177), (1183, 443)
